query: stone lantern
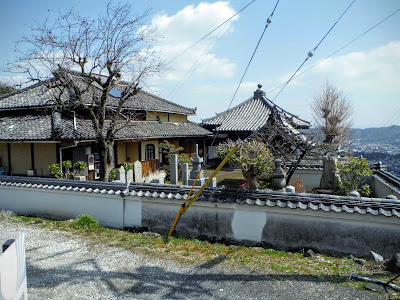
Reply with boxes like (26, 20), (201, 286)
(271, 159), (286, 190)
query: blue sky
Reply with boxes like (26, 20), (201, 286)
(1, 0), (399, 128)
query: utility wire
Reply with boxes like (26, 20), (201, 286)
(208, 0), (280, 149)
(167, 0), (257, 65)
(266, 7), (400, 95)
(271, 0), (356, 102)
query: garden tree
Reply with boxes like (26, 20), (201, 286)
(0, 82), (16, 96)
(159, 140), (190, 180)
(5, 2), (164, 181)
(311, 81), (353, 148)
(335, 157), (372, 196)
(218, 139), (274, 190)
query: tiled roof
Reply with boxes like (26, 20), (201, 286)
(0, 81), (65, 109)
(201, 93), (310, 132)
(0, 75), (195, 115)
(114, 88), (195, 115)
(1, 177), (399, 218)
(0, 114), (55, 140)
(0, 114), (211, 141)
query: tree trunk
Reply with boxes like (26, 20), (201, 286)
(99, 141), (114, 182)
(286, 150), (306, 184)
(242, 169), (259, 190)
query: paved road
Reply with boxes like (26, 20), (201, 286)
(0, 217), (384, 300)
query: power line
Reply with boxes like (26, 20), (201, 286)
(271, 0), (356, 102)
(166, 0), (257, 66)
(208, 0), (280, 149)
(266, 7), (400, 95)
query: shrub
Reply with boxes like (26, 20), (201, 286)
(292, 178), (304, 193)
(71, 214), (100, 230)
(160, 140), (190, 180)
(73, 161), (87, 176)
(123, 161), (133, 172)
(335, 157), (372, 196)
(108, 168), (117, 182)
(48, 163), (62, 179)
(62, 160), (73, 179)
(218, 139), (274, 189)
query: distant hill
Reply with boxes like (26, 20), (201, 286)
(351, 125), (400, 145)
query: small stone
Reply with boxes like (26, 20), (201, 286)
(384, 253), (400, 272)
(303, 249), (318, 258)
(370, 251), (384, 263)
(353, 258), (366, 265)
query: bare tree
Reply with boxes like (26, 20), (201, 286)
(253, 108), (315, 183)
(311, 81), (353, 148)
(5, 2), (164, 181)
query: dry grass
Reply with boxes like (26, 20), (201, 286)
(203, 168), (245, 188)
(2, 213), (398, 298)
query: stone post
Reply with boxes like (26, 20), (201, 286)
(115, 166), (126, 183)
(182, 163), (189, 186)
(126, 169), (133, 183)
(320, 156), (339, 189)
(170, 154), (178, 185)
(133, 161), (142, 183)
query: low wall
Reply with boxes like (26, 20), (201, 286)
(371, 173), (400, 199)
(1, 177), (399, 258)
(289, 168), (322, 191)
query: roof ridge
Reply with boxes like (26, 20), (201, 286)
(138, 90), (196, 115)
(201, 96), (254, 123)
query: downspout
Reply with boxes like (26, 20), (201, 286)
(59, 141), (78, 170)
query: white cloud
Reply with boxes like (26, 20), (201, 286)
(149, 1), (238, 82)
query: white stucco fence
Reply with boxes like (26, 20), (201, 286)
(1, 179), (400, 258)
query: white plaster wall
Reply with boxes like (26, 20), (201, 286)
(124, 197), (142, 228)
(1, 184), (400, 257)
(290, 169), (322, 190)
(232, 206), (266, 242)
(0, 186), (123, 228)
(372, 175), (400, 199)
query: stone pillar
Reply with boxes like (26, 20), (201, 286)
(271, 159), (286, 190)
(320, 156), (339, 189)
(126, 169), (133, 183)
(116, 166), (126, 182)
(170, 154), (178, 185)
(133, 161), (142, 183)
(182, 163), (189, 186)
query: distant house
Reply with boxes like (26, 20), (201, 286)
(0, 73), (211, 178)
(200, 85), (311, 164)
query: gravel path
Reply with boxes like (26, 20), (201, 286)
(0, 217), (384, 300)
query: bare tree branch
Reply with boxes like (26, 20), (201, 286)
(4, 1), (165, 181)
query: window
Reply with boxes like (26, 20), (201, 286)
(145, 144), (155, 160)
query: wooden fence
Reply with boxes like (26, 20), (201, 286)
(141, 159), (160, 177)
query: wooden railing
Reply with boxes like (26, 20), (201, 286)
(141, 159), (160, 177)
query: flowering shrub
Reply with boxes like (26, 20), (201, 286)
(239, 181), (249, 189)
(218, 139), (274, 189)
